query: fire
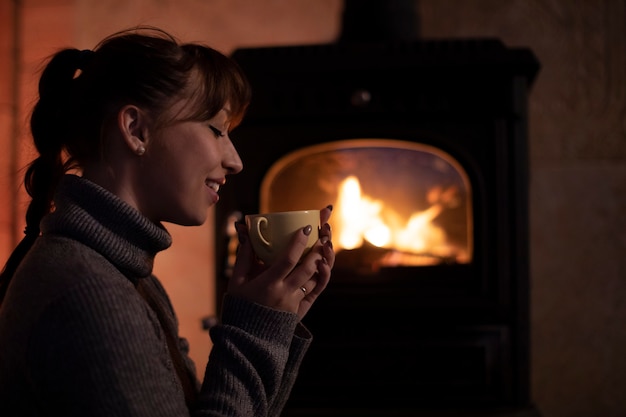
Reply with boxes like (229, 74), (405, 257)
(336, 177), (386, 249)
(332, 175), (464, 266)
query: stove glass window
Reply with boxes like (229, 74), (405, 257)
(261, 139), (472, 268)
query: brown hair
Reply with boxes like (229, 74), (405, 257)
(0, 26), (250, 306)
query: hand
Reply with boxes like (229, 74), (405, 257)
(297, 205), (334, 319)
(228, 206), (335, 320)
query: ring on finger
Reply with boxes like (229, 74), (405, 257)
(300, 286), (307, 295)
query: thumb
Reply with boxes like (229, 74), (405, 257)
(230, 223), (254, 288)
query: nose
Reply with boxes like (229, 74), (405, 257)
(223, 138), (243, 175)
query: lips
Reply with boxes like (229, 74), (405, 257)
(205, 178), (225, 193)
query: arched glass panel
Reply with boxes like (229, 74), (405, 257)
(261, 139), (472, 269)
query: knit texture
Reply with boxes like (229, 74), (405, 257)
(0, 174), (311, 416)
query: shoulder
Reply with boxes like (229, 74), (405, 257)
(7, 234), (161, 351)
(19, 234), (123, 284)
(22, 245), (167, 379)
(6, 235), (140, 320)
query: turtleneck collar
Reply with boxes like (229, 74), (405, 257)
(40, 174), (173, 281)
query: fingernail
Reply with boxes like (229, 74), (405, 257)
(326, 204), (333, 211)
(303, 225), (312, 236)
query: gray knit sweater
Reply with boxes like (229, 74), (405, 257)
(0, 174), (310, 416)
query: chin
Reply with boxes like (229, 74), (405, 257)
(167, 211), (207, 227)
(185, 215), (207, 227)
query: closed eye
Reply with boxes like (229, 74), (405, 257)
(209, 125), (225, 137)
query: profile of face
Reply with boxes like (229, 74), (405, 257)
(129, 99), (243, 226)
(70, 32), (250, 227)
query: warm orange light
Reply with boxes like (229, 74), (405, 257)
(336, 176), (386, 249)
(332, 176), (465, 266)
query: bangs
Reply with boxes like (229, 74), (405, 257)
(177, 44), (251, 128)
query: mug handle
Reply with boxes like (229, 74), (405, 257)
(254, 217), (272, 247)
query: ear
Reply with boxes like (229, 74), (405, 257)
(118, 105), (150, 155)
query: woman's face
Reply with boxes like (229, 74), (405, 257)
(136, 101), (243, 226)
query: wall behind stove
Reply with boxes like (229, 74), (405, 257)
(419, 1), (626, 416)
(1, 1), (624, 416)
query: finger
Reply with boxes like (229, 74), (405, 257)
(322, 238), (335, 269)
(268, 225), (313, 282)
(289, 222), (333, 290)
(320, 204), (333, 225)
(297, 284), (310, 298)
(300, 242), (333, 301)
(319, 222), (332, 245)
(313, 259), (331, 296)
(229, 222), (255, 288)
(296, 262), (332, 319)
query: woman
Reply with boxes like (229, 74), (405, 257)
(0, 27), (334, 416)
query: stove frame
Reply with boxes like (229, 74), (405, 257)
(215, 38), (540, 417)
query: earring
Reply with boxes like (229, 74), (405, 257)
(136, 145), (146, 156)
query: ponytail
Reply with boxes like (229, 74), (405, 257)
(1, 27), (251, 310)
(0, 49), (83, 305)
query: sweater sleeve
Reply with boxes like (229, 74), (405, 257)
(194, 295), (311, 417)
(266, 323), (312, 417)
(133, 277), (313, 417)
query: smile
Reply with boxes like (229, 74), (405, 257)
(205, 179), (221, 193)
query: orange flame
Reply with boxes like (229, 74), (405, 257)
(331, 176), (465, 266)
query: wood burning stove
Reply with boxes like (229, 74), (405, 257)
(214, 3), (541, 416)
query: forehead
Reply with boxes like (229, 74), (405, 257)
(157, 65), (242, 125)
(159, 96), (230, 124)
(172, 83), (225, 121)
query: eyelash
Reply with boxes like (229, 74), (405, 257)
(209, 125), (225, 137)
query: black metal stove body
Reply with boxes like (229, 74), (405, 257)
(215, 37), (540, 416)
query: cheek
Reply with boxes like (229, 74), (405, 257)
(142, 147), (192, 195)
(196, 141), (224, 168)
(151, 131), (220, 180)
